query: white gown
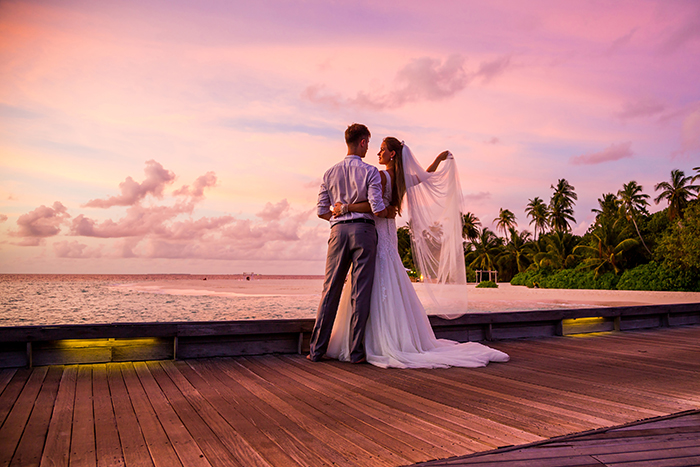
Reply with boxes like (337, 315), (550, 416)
(327, 171), (510, 369)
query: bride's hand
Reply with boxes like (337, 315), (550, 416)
(438, 150), (450, 161)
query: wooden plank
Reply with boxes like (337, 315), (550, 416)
(9, 366), (62, 466)
(188, 358), (329, 467)
(264, 355), (481, 459)
(106, 363), (154, 467)
(490, 340), (700, 407)
(70, 365), (96, 467)
(594, 444), (700, 464)
(202, 357), (395, 466)
(237, 356), (423, 467)
(0, 368), (18, 395)
(186, 359), (364, 467)
(483, 356), (692, 415)
(130, 362), (211, 467)
(347, 363), (589, 438)
(0, 366), (49, 466)
(0, 368), (31, 426)
(133, 361), (219, 467)
(119, 363), (182, 467)
(436, 359), (663, 424)
(158, 360), (276, 467)
(92, 364), (125, 467)
(40, 365), (76, 467)
(252, 357), (459, 463)
(280, 354), (543, 447)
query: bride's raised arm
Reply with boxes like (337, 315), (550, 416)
(426, 151), (450, 173)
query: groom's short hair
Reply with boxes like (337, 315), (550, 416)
(345, 123), (371, 146)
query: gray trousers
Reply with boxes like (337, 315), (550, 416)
(309, 222), (377, 363)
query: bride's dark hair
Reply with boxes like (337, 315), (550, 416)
(383, 137), (406, 215)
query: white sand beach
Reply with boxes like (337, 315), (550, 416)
(117, 278), (700, 312)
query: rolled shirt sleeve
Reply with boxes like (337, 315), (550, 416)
(367, 168), (386, 214)
(317, 180), (331, 217)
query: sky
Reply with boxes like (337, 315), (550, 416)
(1, 0), (699, 275)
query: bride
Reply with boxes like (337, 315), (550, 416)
(325, 137), (509, 369)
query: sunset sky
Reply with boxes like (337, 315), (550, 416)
(1, 0), (699, 275)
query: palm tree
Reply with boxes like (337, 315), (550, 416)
(466, 228), (502, 272)
(549, 179), (577, 232)
(502, 227), (532, 274)
(533, 231), (579, 270)
(493, 208), (517, 242)
(592, 193), (620, 223)
(692, 167), (700, 193)
(525, 197), (549, 240)
(461, 212), (481, 243)
(617, 181), (651, 255)
(574, 217), (639, 276)
(654, 169), (700, 220)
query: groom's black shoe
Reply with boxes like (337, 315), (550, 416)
(352, 357), (367, 364)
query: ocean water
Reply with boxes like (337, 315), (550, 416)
(0, 274), (602, 327)
(0, 274), (324, 327)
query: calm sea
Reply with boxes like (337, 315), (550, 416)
(0, 274), (324, 327)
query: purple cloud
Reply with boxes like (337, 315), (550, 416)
(570, 142), (634, 165)
(173, 171), (217, 200)
(616, 98), (666, 119)
(256, 199), (290, 221)
(53, 241), (102, 258)
(463, 191), (491, 202)
(304, 54), (511, 111)
(13, 201), (70, 246)
(84, 160), (175, 208)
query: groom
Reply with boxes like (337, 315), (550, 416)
(308, 123), (389, 363)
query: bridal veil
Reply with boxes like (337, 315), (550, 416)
(402, 144), (468, 317)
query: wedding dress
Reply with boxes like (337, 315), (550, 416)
(327, 154), (509, 369)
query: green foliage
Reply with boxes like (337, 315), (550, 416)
(618, 262), (700, 292)
(397, 226), (415, 271)
(510, 268), (619, 290)
(405, 268), (420, 281)
(473, 170), (700, 291)
(654, 201), (700, 271)
(476, 280), (498, 288)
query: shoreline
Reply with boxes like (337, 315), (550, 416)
(118, 279), (700, 308)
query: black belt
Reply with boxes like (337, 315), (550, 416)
(333, 218), (375, 226)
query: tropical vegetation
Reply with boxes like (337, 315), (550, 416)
(397, 167), (700, 291)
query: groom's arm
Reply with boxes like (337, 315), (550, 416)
(317, 178), (333, 221)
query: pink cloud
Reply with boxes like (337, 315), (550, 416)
(304, 54), (511, 111)
(53, 240), (102, 258)
(256, 199), (290, 221)
(570, 142), (633, 165)
(680, 108), (700, 154)
(659, 10), (700, 54)
(173, 171), (217, 200)
(616, 97), (666, 119)
(84, 160), (175, 208)
(12, 201), (70, 246)
(71, 203), (194, 238)
(463, 191), (492, 202)
(0, 214), (7, 223)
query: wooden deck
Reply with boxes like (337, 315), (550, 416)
(415, 410), (700, 466)
(0, 325), (698, 466)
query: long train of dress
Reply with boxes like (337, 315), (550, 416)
(327, 171), (509, 369)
